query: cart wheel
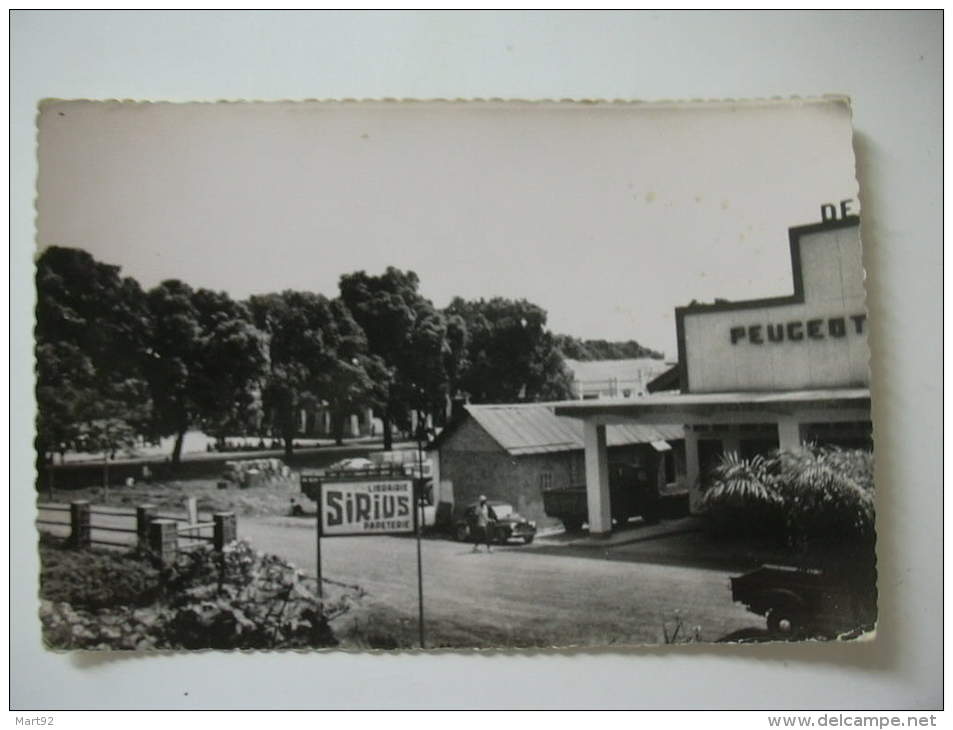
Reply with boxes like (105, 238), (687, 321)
(523, 536), (534, 545)
(454, 524), (469, 542)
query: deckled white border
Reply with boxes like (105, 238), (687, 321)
(10, 10), (942, 711)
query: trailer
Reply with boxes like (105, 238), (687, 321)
(730, 563), (877, 638)
(542, 462), (661, 532)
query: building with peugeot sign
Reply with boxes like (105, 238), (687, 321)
(555, 211), (872, 533)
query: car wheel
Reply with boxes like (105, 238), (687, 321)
(523, 536), (534, 545)
(562, 519), (583, 533)
(641, 508), (661, 526)
(767, 606), (804, 638)
(454, 524), (469, 542)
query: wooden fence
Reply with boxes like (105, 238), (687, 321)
(36, 500), (237, 565)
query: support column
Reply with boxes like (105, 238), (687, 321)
(583, 420), (611, 535)
(684, 427), (703, 514)
(777, 416), (804, 452)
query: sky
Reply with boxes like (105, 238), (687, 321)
(36, 98), (858, 359)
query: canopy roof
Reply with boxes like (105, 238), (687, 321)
(432, 403), (683, 456)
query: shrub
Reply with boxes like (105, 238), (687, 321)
(39, 539), (338, 650)
(775, 447), (875, 548)
(39, 538), (162, 609)
(701, 452), (786, 542)
(159, 541), (336, 649)
(702, 446), (875, 549)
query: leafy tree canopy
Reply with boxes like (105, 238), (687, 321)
(35, 247), (151, 464)
(553, 335), (663, 361)
(444, 297), (573, 404)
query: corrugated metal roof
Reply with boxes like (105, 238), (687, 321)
(464, 403), (683, 456)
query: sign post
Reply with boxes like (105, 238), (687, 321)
(315, 497), (323, 599)
(415, 438), (426, 649)
(312, 468), (422, 644)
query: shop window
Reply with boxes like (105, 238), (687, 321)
(801, 421), (873, 451)
(569, 456), (579, 483)
(739, 437), (780, 460)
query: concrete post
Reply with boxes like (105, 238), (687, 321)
(583, 420), (611, 535)
(777, 416), (804, 452)
(149, 519), (178, 566)
(136, 504), (157, 549)
(684, 427), (703, 514)
(213, 512), (237, 551)
(69, 500), (91, 549)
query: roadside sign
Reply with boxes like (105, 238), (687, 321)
(318, 479), (415, 536)
(308, 469), (425, 648)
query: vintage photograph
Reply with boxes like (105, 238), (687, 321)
(33, 98), (875, 650)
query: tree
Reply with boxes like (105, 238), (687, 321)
(444, 297), (574, 403)
(552, 334), (664, 361)
(248, 292), (383, 454)
(319, 299), (387, 445)
(144, 280), (203, 465)
(190, 290), (268, 445)
(145, 283), (266, 465)
(339, 268), (453, 449)
(35, 247), (151, 478)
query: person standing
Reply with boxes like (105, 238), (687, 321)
(473, 495), (498, 553)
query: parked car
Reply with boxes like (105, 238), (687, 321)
(454, 501), (537, 545)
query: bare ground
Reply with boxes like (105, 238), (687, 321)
(241, 516), (761, 650)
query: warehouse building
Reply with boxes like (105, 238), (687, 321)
(555, 213), (872, 534)
(428, 403), (683, 527)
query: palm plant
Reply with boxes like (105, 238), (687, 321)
(702, 445), (875, 550)
(776, 446), (875, 548)
(702, 451), (785, 541)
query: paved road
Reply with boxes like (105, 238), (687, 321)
(240, 516), (760, 648)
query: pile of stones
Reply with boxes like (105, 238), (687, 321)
(219, 458), (291, 489)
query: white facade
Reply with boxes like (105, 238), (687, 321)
(680, 222), (868, 392)
(556, 213), (872, 534)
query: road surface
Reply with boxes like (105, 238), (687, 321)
(240, 516), (760, 648)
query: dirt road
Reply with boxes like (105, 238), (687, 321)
(240, 516), (760, 648)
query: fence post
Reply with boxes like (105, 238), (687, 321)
(136, 504), (157, 549)
(213, 512), (237, 552)
(185, 497), (198, 525)
(149, 519), (178, 566)
(70, 500), (90, 549)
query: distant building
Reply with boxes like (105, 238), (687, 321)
(297, 406), (378, 440)
(564, 358), (673, 399)
(428, 403), (683, 527)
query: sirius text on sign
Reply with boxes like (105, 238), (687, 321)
(729, 313), (866, 345)
(321, 479), (415, 535)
